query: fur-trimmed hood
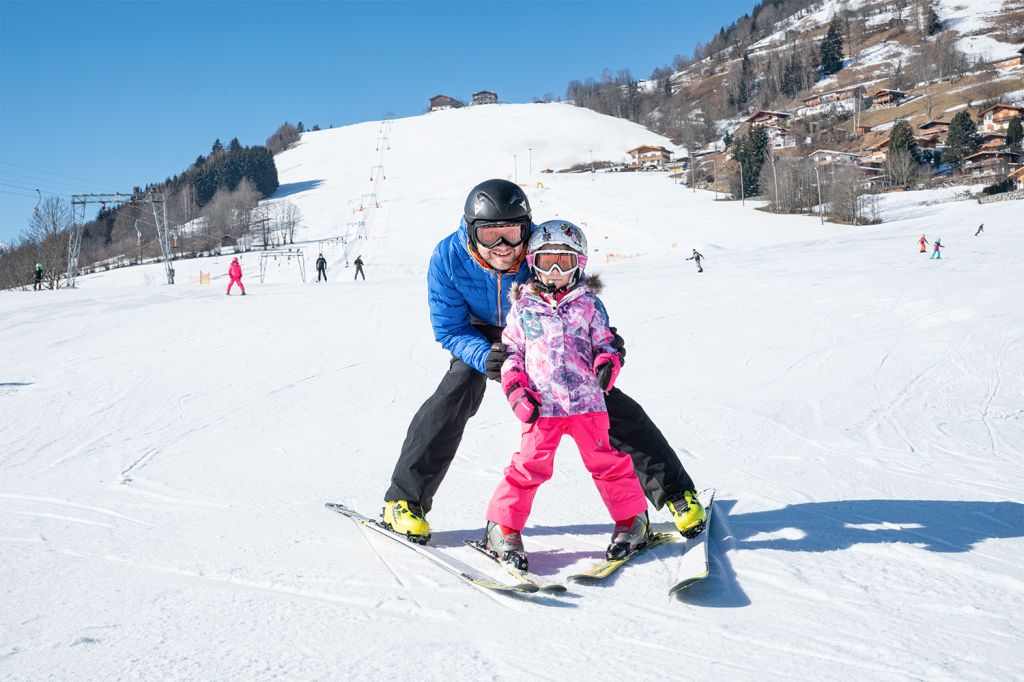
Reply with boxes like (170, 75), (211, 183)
(509, 273), (604, 302)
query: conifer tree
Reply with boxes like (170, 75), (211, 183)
(944, 110), (980, 170)
(1007, 116), (1023, 150)
(819, 17), (845, 77)
(889, 119), (919, 160)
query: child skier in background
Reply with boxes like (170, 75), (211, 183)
(483, 220), (649, 572)
(918, 234), (929, 253)
(930, 238), (944, 259)
(226, 257), (246, 295)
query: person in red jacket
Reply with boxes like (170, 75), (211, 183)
(918, 234), (929, 253)
(227, 257), (246, 295)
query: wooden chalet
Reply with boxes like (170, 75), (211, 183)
(961, 149), (1021, 174)
(978, 132), (1008, 150)
(471, 90), (498, 105)
(1008, 166), (1024, 190)
(871, 89), (906, 106)
(917, 120), (949, 141)
(992, 54), (1023, 69)
(980, 104), (1023, 132)
(743, 110), (791, 127)
(429, 94), (465, 111)
(626, 145), (673, 169)
(808, 149), (862, 166)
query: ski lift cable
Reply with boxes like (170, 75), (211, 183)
(0, 180), (74, 198)
(0, 169), (111, 193)
(0, 160), (122, 191)
(0, 188), (40, 200)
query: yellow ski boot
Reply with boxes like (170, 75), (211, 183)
(667, 490), (707, 538)
(382, 500), (431, 544)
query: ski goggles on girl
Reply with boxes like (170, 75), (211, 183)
(527, 249), (586, 275)
(471, 220), (530, 249)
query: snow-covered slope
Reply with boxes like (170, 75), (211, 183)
(2, 104), (1022, 680)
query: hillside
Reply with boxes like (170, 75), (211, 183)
(2, 103), (1023, 680)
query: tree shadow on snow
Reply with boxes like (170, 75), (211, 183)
(272, 180), (323, 199)
(0, 382), (33, 387)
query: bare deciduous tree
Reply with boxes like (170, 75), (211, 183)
(21, 196), (72, 289)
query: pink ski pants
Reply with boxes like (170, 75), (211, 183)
(486, 412), (647, 530)
(227, 277), (245, 294)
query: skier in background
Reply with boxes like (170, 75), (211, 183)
(686, 249), (705, 273)
(33, 262), (43, 290)
(918, 234), (929, 253)
(316, 253), (327, 282)
(974, 223), (984, 237)
(930, 238), (944, 260)
(226, 257), (246, 295)
(483, 221), (650, 572)
(353, 255), (365, 280)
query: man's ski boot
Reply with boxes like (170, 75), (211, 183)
(381, 500), (431, 544)
(484, 521), (529, 572)
(606, 511), (652, 560)
(667, 490), (707, 538)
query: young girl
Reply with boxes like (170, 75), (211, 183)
(482, 220), (650, 571)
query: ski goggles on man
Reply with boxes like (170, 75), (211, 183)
(528, 249), (585, 275)
(471, 220), (530, 249)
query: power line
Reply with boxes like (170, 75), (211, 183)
(0, 180), (74, 198)
(0, 169), (106, 193)
(0, 160), (121, 191)
(1, 188), (41, 199)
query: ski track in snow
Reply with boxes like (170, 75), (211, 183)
(2, 104), (1023, 680)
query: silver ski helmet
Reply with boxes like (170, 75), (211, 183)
(527, 220), (588, 277)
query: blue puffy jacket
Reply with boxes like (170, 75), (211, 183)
(427, 219), (533, 374)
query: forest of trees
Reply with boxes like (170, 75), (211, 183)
(1, 129), (289, 290)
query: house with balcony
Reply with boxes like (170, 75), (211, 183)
(471, 90), (498, 105)
(1008, 166), (1024, 190)
(871, 89), (906, 107)
(429, 95), (465, 111)
(796, 85), (868, 117)
(626, 145), (673, 169)
(978, 132), (1008, 150)
(743, 110), (792, 127)
(918, 120), (949, 142)
(762, 125), (796, 149)
(961, 149), (1021, 174)
(808, 149), (863, 166)
(979, 104), (1023, 132)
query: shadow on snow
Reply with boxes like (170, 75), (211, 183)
(272, 180), (324, 199)
(431, 498), (1023, 608)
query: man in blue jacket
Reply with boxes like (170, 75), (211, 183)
(383, 179), (705, 542)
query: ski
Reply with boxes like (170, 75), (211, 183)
(325, 503), (539, 595)
(568, 532), (677, 583)
(464, 540), (568, 593)
(566, 489), (716, 589)
(669, 489), (715, 595)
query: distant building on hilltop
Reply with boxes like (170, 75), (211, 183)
(472, 90), (498, 105)
(429, 95), (465, 112)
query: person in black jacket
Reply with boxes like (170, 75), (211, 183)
(353, 255), (365, 280)
(686, 249), (704, 273)
(33, 262), (43, 290)
(316, 253), (327, 281)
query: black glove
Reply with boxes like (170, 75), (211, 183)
(609, 327), (626, 367)
(485, 342), (506, 381)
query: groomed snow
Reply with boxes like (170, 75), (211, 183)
(2, 103), (1022, 680)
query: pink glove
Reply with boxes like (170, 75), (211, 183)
(502, 371), (541, 424)
(594, 353), (621, 392)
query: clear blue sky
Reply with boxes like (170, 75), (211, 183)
(0, 0), (756, 242)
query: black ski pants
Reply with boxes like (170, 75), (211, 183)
(354, 266), (365, 280)
(386, 329), (695, 513)
(317, 266), (327, 281)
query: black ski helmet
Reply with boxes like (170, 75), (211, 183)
(463, 179), (531, 227)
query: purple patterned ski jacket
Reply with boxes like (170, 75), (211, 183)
(501, 277), (619, 417)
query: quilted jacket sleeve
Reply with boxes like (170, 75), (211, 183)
(427, 245), (491, 373)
